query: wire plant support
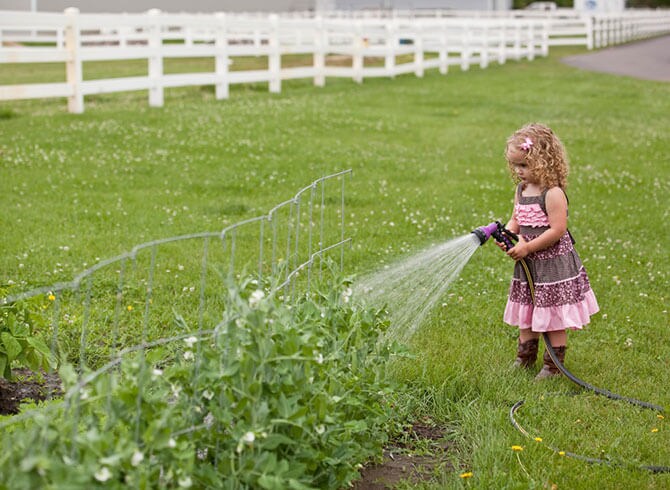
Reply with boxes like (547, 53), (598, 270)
(0, 169), (352, 441)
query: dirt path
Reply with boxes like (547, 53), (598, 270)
(561, 34), (670, 82)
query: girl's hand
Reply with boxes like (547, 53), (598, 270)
(507, 236), (530, 260)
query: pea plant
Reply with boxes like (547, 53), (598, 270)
(0, 288), (54, 381)
(0, 275), (408, 489)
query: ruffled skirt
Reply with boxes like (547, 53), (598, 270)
(503, 236), (599, 332)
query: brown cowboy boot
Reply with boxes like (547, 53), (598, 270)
(535, 346), (567, 380)
(513, 338), (539, 368)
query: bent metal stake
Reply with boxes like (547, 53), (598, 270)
(472, 221), (669, 474)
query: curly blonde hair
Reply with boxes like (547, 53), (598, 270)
(505, 123), (569, 190)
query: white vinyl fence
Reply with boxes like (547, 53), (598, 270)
(1, 8), (669, 113)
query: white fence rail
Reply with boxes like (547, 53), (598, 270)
(1, 9), (669, 113)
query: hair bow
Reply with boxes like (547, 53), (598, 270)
(520, 137), (533, 151)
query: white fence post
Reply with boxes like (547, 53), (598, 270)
(460, 23), (471, 71)
(215, 12), (229, 100)
(268, 14), (281, 94)
(147, 9), (164, 107)
(313, 16), (326, 87)
(585, 15), (594, 50)
(414, 22), (424, 77)
(438, 24), (448, 75)
(526, 22), (535, 61)
(541, 20), (549, 57)
(513, 20), (522, 61)
(352, 21), (363, 84)
(385, 19), (397, 78)
(64, 7), (83, 114)
(480, 21), (489, 69)
(497, 20), (507, 65)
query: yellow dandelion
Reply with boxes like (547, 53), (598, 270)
(534, 437), (543, 442)
(651, 428), (659, 433)
(511, 445), (524, 452)
(127, 305), (134, 311)
(558, 451), (566, 456)
(459, 472), (473, 479)
(48, 294), (56, 301)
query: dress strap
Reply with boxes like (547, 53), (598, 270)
(539, 187), (576, 245)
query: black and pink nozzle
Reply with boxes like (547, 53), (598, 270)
(472, 221), (518, 251)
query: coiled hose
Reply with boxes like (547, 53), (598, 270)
(509, 257), (669, 473)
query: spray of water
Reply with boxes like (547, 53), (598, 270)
(354, 233), (482, 343)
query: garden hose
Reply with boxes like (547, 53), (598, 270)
(509, 256), (669, 473)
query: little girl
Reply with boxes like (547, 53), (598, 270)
(501, 123), (599, 380)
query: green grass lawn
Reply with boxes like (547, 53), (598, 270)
(1, 45), (669, 488)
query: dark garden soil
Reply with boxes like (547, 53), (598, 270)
(1, 375), (454, 488)
(351, 419), (456, 489)
(0, 368), (63, 415)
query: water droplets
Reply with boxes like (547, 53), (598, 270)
(354, 233), (481, 343)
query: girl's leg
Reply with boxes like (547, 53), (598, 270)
(514, 328), (541, 368)
(545, 329), (567, 347)
(519, 329), (540, 343)
(536, 329), (567, 380)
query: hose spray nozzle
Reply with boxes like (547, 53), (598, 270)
(471, 221), (519, 251)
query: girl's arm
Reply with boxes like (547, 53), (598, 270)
(507, 187), (567, 260)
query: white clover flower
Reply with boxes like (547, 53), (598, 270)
(249, 289), (265, 308)
(183, 351), (194, 361)
(236, 431), (256, 453)
(168, 438), (177, 448)
(178, 476), (193, 488)
(341, 287), (353, 304)
(204, 412), (215, 428)
(315, 425), (325, 435)
(314, 352), (324, 364)
(94, 467), (112, 482)
(202, 389), (214, 400)
(131, 450), (144, 467)
(152, 368), (163, 376)
(184, 336), (198, 347)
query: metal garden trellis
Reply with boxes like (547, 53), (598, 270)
(0, 169), (352, 435)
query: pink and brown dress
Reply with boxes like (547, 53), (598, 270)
(503, 185), (599, 332)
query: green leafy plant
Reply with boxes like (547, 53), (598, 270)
(0, 274), (410, 489)
(0, 289), (55, 381)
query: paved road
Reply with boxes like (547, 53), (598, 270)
(561, 35), (670, 82)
